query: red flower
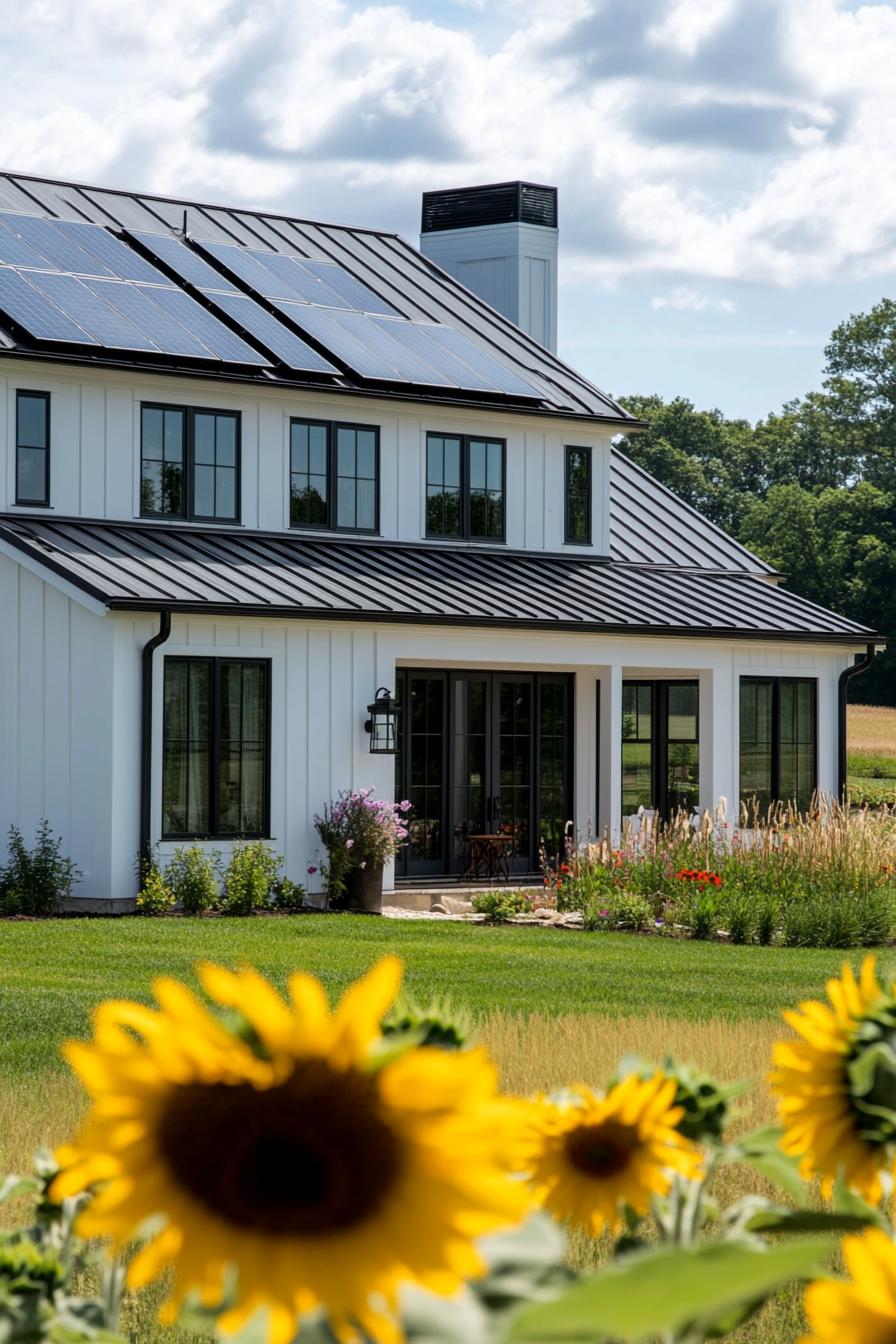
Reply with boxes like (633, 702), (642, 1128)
(560, 863), (571, 875)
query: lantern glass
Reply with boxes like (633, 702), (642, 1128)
(365, 688), (399, 755)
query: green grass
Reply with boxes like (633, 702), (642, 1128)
(2, 914), (892, 1077)
(848, 751), (896, 779)
(847, 774), (896, 804)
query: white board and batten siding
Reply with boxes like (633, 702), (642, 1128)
(0, 552), (855, 900)
(0, 360), (611, 557)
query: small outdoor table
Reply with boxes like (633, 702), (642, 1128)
(464, 834), (514, 882)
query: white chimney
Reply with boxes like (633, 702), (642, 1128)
(419, 181), (558, 353)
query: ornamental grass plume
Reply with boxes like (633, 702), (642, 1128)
(51, 956), (529, 1344)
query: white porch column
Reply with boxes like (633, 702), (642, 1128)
(817, 660), (840, 798)
(597, 664), (623, 842)
(699, 661), (736, 823)
(574, 671), (598, 843)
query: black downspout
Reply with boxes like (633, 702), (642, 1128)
(139, 610), (172, 876)
(838, 642), (876, 799)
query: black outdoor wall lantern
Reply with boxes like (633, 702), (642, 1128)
(365, 687), (400, 754)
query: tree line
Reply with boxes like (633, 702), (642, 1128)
(615, 299), (896, 704)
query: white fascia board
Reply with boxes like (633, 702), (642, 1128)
(0, 536), (108, 617)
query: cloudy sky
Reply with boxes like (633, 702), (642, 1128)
(4, 0), (896, 419)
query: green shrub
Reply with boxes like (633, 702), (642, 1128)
(165, 845), (220, 914)
(581, 890), (653, 933)
(781, 888), (895, 949)
(136, 865), (175, 915)
(724, 895), (754, 945)
(755, 896), (778, 946)
(688, 891), (718, 941)
(1, 821), (81, 917)
(471, 890), (533, 922)
(219, 842), (282, 915)
(270, 876), (307, 912)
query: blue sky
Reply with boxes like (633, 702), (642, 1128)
(4, 0), (896, 420)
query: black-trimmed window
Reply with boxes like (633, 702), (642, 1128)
(162, 657), (270, 839)
(740, 677), (817, 814)
(426, 433), (505, 541)
(16, 390), (50, 506)
(622, 680), (700, 818)
(565, 446), (591, 544)
(290, 420), (378, 533)
(140, 404), (240, 522)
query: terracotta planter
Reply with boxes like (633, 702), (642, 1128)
(341, 863), (384, 914)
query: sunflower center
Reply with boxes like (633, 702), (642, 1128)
(565, 1120), (637, 1178)
(156, 1059), (403, 1235)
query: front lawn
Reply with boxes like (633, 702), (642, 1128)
(2, 914), (893, 1077)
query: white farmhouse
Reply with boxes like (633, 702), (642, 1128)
(0, 174), (874, 903)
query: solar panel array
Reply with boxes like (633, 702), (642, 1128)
(0, 212), (268, 364)
(0, 208), (543, 398)
(129, 230), (340, 375)
(194, 241), (541, 396)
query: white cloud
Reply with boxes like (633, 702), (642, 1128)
(2, 0), (896, 291)
(651, 289), (737, 312)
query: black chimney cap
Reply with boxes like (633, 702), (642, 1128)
(421, 181), (557, 233)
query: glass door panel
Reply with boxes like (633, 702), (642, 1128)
(451, 676), (488, 871)
(538, 678), (570, 867)
(394, 672), (447, 877)
(622, 682), (654, 812)
(496, 677), (533, 872)
(666, 682), (699, 816)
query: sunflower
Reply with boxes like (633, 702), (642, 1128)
(801, 1228), (896, 1344)
(522, 1073), (703, 1235)
(51, 956), (528, 1344)
(770, 956), (896, 1200)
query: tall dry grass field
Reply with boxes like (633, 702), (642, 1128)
(848, 703), (896, 757)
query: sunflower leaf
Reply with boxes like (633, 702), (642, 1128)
(0, 1175), (40, 1207)
(722, 1126), (810, 1207)
(502, 1237), (835, 1343)
(832, 1179), (890, 1230)
(743, 1206), (876, 1234)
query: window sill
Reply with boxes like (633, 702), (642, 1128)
(11, 502), (53, 510)
(137, 516), (244, 529)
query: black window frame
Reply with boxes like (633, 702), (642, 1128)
(140, 402), (241, 524)
(161, 655), (272, 841)
(425, 431), (507, 542)
(15, 389), (51, 507)
(564, 445), (592, 545)
(621, 679), (700, 820)
(739, 676), (818, 813)
(289, 418), (380, 535)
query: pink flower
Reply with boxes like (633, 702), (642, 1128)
(346, 839), (354, 849)
(307, 865), (318, 875)
(400, 800), (412, 812)
(360, 861), (367, 869)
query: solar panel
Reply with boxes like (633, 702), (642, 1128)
(0, 217), (56, 271)
(248, 250), (350, 307)
(211, 292), (340, 373)
(418, 323), (541, 397)
(373, 319), (499, 392)
(301, 259), (397, 316)
(199, 242), (300, 300)
(274, 302), (408, 381)
(332, 310), (455, 386)
(83, 280), (219, 359)
(0, 268), (98, 344)
(26, 272), (158, 350)
(129, 230), (241, 292)
(146, 287), (270, 364)
(57, 219), (168, 284)
(1, 212), (114, 277)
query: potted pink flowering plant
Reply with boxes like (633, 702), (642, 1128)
(314, 789), (412, 912)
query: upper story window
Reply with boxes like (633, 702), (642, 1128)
(290, 420), (379, 533)
(140, 403), (240, 523)
(565, 446), (591, 545)
(16, 390), (50, 507)
(426, 433), (505, 541)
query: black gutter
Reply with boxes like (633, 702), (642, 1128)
(139, 610), (171, 874)
(838, 642), (877, 799)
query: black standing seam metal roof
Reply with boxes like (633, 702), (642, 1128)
(0, 170), (634, 424)
(0, 514), (874, 645)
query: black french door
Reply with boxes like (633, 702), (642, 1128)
(394, 670), (573, 879)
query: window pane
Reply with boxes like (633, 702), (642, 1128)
(162, 461), (183, 515)
(426, 435), (461, 536)
(291, 422), (328, 527)
(309, 425), (328, 475)
(622, 742), (653, 812)
(291, 422), (308, 474)
(16, 446), (46, 502)
(164, 410), (184, 463)
(217, 660), (268, 836)
(337, 476), (356, 528)
(469, 440), (486, 490)
(17, 393), (47, 448)
(356, 478), (376, 531)
(163, 660), (210, 837)
(357, 430), (376, 478)
(215, 467), (235, 520)
(668, 683), (698, 740)
(194, 413), (215, 464)
(142, 406), (163, 461)
(444, 438), (461, 487)
(194, 464), (215, 517)
(740, 680), (773, 814)
(566, 447), (590, 544)
(427, 436), (444, 486)
(140, 462), (162, 514)
(337, 427), (356, 476)
(216, 415), (236, 467)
